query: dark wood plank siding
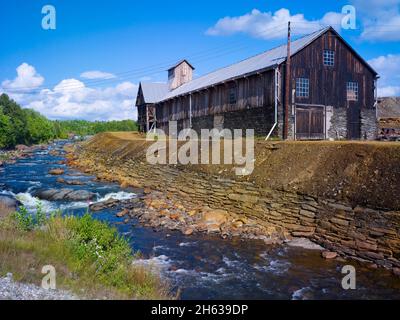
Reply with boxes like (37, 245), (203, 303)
(288, 30), (376, 110)
(156, 70), (275, 127)
(136, 86), (147, 132)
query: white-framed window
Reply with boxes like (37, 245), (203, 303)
(296, 78), (309, 98)
(323, 50), (335, 66)
(347, 82), (359, 101)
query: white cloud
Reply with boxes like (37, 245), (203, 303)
(368, 54), (400, 96)
(206, 8), (344, 40)
(351, 0), (400, 41)
(1, 63), (138, 121)
(80, 70), (116, 80)
(1, 63), (44, 91)
(377, 86), (400, 97)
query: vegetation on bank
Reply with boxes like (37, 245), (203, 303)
(0, 94), (138, 149)
(0, 205), (170, 300)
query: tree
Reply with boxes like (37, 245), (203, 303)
(24, 109), (56, 144)
(0, 93), (138, 149)
(0, 94), (28, 145)
(0, 108), (14, 148)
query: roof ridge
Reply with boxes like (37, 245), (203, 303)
(167, 26), (331, 95)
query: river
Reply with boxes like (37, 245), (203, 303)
(1, 141), (399, 300)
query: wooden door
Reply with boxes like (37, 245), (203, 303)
(296, 106), (325, 140)
(347, 102), (361, 140)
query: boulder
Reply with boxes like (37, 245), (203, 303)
(49, 168), (65, 175)
(0, 195), (21, 218)
(67, 190), (96, 201)
(15, 144), (29, 151)
(322, 251), (338, 259)
(57, 178), (85, 186)
(116, 209), (129, 218)
(201, 209), (229, 226)
(34, 188), (96, 202)
(89, 198), (119, 212)
(182, 228), (194, 236)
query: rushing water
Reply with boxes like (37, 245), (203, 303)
(1, 141), (400, 300)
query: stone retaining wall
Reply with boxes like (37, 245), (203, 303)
(76, 149), (400, 271)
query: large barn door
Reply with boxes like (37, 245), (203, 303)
(347, 102), (361, 140)
(296, 106), (325, 140)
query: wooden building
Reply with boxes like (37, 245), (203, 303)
(136, 27), (379, 140)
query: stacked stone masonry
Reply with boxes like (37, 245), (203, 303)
(79, 149), (400, 271)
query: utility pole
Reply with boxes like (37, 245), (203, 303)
(284, 21), (291, 140)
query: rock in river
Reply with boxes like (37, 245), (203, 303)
(0, 195), (21, 218)
(49, 168), (65, 175)
(57, 178), (85, 186)
(34, 189), (96, 202)
(89, 198), (120, 212)
(322, 251), (338, 260)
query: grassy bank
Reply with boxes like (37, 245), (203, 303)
(0, 208), (171, 300)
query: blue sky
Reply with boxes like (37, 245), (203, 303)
(0, 0), (399, 120)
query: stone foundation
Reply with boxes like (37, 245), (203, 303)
(361, 109), (377, 140)
(158, 106), (276, 137)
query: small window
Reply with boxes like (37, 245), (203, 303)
(296, 78), (309, 98)
(168, 69), (174, 79)
(347, 82), (359, 101)
(228, 84), (237, 104)
(323, 50), (335, 66)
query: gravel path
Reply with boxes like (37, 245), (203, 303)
(0, 273), (78, 300)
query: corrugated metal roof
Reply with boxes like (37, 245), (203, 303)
(139, 27), (331, 104)
(161, 27), (330, 101)
(140, 82), (169, 104)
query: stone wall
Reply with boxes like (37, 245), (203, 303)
(76, 147), (400, 271)
(191, 106), (276, 137)
(361, 109), (377, 140)
(159, 106), (277, 137)
(328, 107), (348, 139)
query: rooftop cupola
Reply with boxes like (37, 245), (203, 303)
(167, 60), (194, 91)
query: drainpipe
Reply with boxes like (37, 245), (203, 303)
(266, 66), (279, 141)
(374, 76), (380, 138)
(374, 77), (379, 118)
(189, 93), (193, 128)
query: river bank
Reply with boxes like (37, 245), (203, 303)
(0, 273), (78, 300)
(67, 132), (400, 274)
(1, 138), (400, 299)
(0, 144), (47, 165)
(0, 198), (170, 300)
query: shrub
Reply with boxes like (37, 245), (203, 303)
(4, 206), (170, 299)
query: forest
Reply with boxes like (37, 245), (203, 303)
(0, 94), (137, 149)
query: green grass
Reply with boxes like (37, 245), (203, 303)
(0, 208), (171, 300)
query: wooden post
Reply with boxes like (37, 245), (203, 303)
(284, 21), (291, 140)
